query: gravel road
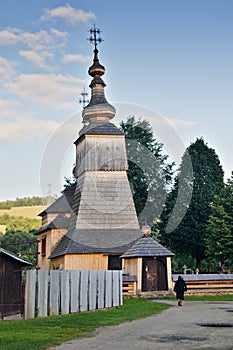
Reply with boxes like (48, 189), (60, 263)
(49, 300), (233, 350)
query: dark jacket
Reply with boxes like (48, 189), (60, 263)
(174, 276), (187, 300)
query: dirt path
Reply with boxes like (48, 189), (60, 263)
(49, 300), (233, 350)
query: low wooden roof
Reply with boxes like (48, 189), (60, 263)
(49, 229), (141, 258)
(0, 248), (32, 265)
(35, 215), (69, 235)
(38, 187), (74, 216)
(120, 235), (174, 258)
(173, 274), (233, 281)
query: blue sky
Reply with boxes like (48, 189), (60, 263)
(0, 0), (232, 201)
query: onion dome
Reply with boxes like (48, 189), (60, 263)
(82, 26), (116, 125)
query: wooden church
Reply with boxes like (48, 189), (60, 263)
(36, 27), (174, 294)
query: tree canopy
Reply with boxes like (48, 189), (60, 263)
(158, 137), (224, 269)
(205, 173), (233, 271)
(120, 116), (174, 226)
(0, 214), (40, 264)
(0, 196), (55, 209)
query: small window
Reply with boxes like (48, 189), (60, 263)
(108, 255), (122, 270)
(41, 237), (46, 256)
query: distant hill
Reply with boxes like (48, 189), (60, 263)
(0, 206), (45, 235)
(0, 196), (54, 234)
(0, 205), (45, 219)
(0, 196), (55, 210)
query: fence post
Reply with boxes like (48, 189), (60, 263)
(112, 270), (121, 307)
(61, 270), (70, 314)
(119, 270), (123, 306)
(89, 270), (98, 310)
(38, 270), (49, 317)
(24, 270), (36, 319)
(70, 270), (80, 313)
(97, 270), (105, 309)
(105, 271), (113, 308)
(49, 270), (60, 316)
(80, 270), (89, 312)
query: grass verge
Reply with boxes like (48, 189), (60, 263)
(163, 294), (233, 302)
(0, 298), (171, 350)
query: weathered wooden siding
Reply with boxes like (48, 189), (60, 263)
(0, 255), (24, 318)
(49, 254), (108, 270)
(123, 257), (142, 293)
(76, 135), (128, 177)
(24, 269), (123, 319)
(37, 228), (68, 269)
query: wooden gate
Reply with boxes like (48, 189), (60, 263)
(142, 257), (168, 292)
(0, 256), (24, 319)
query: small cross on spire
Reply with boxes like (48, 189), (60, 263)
(88, 25), (103, 53)
(79, 87), (89, 109)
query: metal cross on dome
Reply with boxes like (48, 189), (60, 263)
(88, 25), (103, 51)
(79, 87), (89, 109)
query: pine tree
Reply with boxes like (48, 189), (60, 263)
(205, 173), (233, 271)
(159, 138), (224, 268)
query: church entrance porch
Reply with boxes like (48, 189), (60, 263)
(142, 257), (168, 292)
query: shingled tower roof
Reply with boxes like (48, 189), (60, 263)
(49, 27), (141, 259)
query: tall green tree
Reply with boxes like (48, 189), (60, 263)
(120, 116), (174, 226)
(159, 138), (224, 268)
(0, 230), (37, 264)
(205, 173), (233, 271)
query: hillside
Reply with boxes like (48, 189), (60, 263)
(0, 205), (45, 219)
(0, 206), (45, 234)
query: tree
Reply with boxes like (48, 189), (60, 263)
(0, 214), (40, 265)
(0, 214), (41, 232)
(120, 116), (174, 226)
(159, 138), (224, 268)
(0, 230), (37, 264)
(205, 173), (233, 271)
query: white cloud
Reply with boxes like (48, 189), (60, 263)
(0, 27), (67, 68)
(63, 53), (91, 63)
(0, 57), (16, 79)
(40, 5), (96, 24)
(0, 97), (60, 141)
(0, 116), (60, 141)
(19, 50), (53, 69)
(6, 73), (88, 109)
(0, 27), (67, 49)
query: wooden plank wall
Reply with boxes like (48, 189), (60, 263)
(24, 269), (122, 319)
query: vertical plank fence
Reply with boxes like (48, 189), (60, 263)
(24, 270), (122, 319)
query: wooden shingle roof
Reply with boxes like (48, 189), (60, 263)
(35, 215), (69, 235)
(38, 188), (74, 216)
(76, 122), (124, 142)
(120, 235), (174, 258)
(49, 229), (140, 258)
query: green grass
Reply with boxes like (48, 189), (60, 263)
(0, 206), (45, 220)
(0, 298), (171, 350)
(164, 294), (233, 302)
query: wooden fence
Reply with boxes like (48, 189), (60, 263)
(173, 274), (233, 294)
(25, 270), (122, 319)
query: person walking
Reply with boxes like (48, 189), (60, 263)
(174, 275), (187, 306)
